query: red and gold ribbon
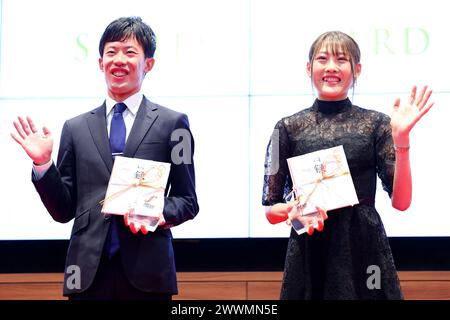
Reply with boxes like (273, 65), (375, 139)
(292, 150), (350, 212)
(100, 165), (166, 206)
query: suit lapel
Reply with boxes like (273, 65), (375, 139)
(87, 103), (113, 172)
(123, 96), (158, 158)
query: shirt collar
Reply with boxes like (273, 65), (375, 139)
(105, 91), (143, 117)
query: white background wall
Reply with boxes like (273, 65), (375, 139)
(0, 0), (446, 239)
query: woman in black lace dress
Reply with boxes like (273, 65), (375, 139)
(262, 31), (434, 299)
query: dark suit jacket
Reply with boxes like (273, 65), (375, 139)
(33, 96), (199, 296)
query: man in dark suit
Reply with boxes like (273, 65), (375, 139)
(11, 16), (198, 300)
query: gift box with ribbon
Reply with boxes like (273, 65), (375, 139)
(286, 145), (359, 234)
(101, 156), (171, 231)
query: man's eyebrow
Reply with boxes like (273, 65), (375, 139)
(105, 45), (139, 50)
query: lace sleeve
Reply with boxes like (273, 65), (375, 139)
(375, 113), (396, 198)
(262, 119), (292, 206)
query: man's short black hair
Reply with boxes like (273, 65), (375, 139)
(99, 16), (156, 58)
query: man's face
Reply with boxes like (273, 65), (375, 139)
(99, 37), (154, 101)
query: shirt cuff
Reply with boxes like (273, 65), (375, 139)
(32, 160), (53, 180)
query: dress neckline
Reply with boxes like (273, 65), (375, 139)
(313, 98), (352, 115)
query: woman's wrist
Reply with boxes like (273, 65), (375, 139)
(394, 144), (410, 153)
(392, 132), (410, 152)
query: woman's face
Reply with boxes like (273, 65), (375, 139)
(307, 45), (361, 101)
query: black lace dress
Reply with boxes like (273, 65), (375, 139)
(262, 98), (403, 300)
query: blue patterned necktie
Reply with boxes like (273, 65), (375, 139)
(106, 102), (127, 258)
